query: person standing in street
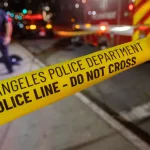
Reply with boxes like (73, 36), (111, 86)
(0, 8), (13, 73)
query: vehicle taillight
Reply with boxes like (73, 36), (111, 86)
(23, 14), (43, 20)
(30, 25), (36, 30)
(129, 4), (134, 11)
(46, 24), (52, 29)
(26, 26), (30, 30)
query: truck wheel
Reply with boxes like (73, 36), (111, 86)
(71, 36), (84, 47)
(97, 35), (109, 50)
(98, 41), (108, 50)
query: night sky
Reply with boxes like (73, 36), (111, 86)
(7, 0), (51, 12)
(0, 0), (84, 25)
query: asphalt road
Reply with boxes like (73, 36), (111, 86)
(21, 38), (150, 143)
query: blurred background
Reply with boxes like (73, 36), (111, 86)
(0, 0), (150, 150)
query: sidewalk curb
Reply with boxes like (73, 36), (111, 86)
(75, 92), (150, 150)
(18, 42), (150, 150)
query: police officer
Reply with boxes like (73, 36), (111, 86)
(0, 9), (13, 73)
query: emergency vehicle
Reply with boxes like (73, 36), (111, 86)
(73, 0), (150, 49)
(20, 14), (53, 38)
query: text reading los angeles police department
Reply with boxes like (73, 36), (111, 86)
(0, 42), (142, 113)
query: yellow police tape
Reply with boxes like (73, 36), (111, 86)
(0, 37), (150, 126)
(54, 30), (96, 37)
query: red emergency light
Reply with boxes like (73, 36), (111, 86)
(100, 25), (107, 31)
(138, 26), (149, 31)
(129, 4), (134, 11)
(23, 14), (43, 20)
(99, 22), (109, 33)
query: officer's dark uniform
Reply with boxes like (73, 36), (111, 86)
(0, 9), (13, 73)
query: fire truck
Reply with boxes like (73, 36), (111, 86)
(72, 0), (150, 49)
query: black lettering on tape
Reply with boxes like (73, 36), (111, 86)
(41, 86), (46, 97)
(48, 68), (55, 79)
(70, 74), (84, 87)
(32, 73), (40, 85)
(132, 57), (136, 65)
(4, 99), (13, 110)
(2, 82), (10, 95)
(25, 76), (34, 87)
(86, 58), (94, 67)
(97, 54), (103, 64)
(10, 80), (18, 92)
(126, 46), (133, 55)
(119, 47), (129, 56)
(0, 91), (32, 113)
(108, 57), (137, 74)
(67, 63), (73, 73)
(104, 53), (111, 62)
(136, 43), (143, 51)
(23, 92), (32, 103)
(11, 97), (17, 108)
(78, 74), (84, 84)
(39, 72), (47, 82)
(109, 64), (114, 73)
(18, 77), (26, 90)
(70, 76), (77, 87)
(113, 49), (121, 58)
(62, 65), (71, 75)
(86, 67), (105, 81)
(94, 69), (100, 78)
(126, 58), (131, 67)
(45, 84), (55, 95)
(92, 56), (100, 66)
(131, 44), (140, 53)
(34, 89), (42, 100)
(109, 51), (117, 60)
(0, 101), (4, 113)
(53, 82), (60, 93)
(15, 94), (24, 106)
(120, 60), (126, 69)
(77, 60), (85, 70)
(114, 62), (120, 71)
(55, 67), (63, 77)
(71, 62), (79, 72)
(34, 82), (60, 100)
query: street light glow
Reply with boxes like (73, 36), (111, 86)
(92, 11), (96, 15)
(75, 24), (80, 29)
(100, 25), (106, 31)
(45, 6), (50, 11)
(30, 25), (37, 30)
(4, 2), (8, 7)
(75, 3), (79, 8)
(28, 10), (32, 14)
(85, 23), (91, 28)
(88, 11), (92, 15)
(22, 9), (28, 14)
(19, 24), (24, 28)
(82, 0), (86, 3)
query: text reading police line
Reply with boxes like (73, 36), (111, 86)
(0, 42), (142, 113)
